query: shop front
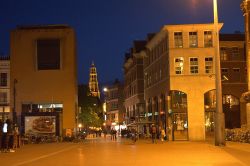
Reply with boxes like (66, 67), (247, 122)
(169, 90), (188, 141)
(21, 103), (62, 136)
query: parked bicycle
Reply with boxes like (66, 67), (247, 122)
(130, 129), (138, 144)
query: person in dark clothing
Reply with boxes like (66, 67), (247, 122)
(151, 124), (157, 144)
(5, 119), (15, 152)
(0, 119), (3, 152)
(114, 130), (117, 140)
(110, 129), (114, 140)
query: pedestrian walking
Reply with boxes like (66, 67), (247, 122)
(2, 119), (8, 152)
(160, 129), (166, 142)
(6, 119), (15, 152)
(110, 129), (114, 140)
(103, 129), (107, 139)
(151, 124), (157, 144)
(114, 130), (117, 140)
(131, 128), (137, 144)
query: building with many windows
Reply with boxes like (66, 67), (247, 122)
(103, 79), (125, 130)
(123, 40), (146, 128)
(10, 25), (78, 136)
(143, 23), (223, 141)
(0, 56), (10, 121)
(122, 22), (248, 141)
(219, 34), (247, 129)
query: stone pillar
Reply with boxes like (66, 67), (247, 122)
(166, 95), (172, 141)
(188, 91), (205, 141)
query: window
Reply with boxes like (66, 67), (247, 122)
(205, 57), (213, 74)
(190, 58), (198, 74)
(0, 92), (7, 103)
(204, 31), (213, 47)
(37, 39), (60, 70)
(232, 68), (240, 82)
(189, 32), (198, 48)
(221, 68), (228, 73)
(232, 47), (239, 57)
(174, 32), (183, 48)
(174, 57), (184, 74)
(220, 47), (228, 61)
(0, 73), (7, 86)
(233, 68), (240, 72)
(222, 95), (239, 107)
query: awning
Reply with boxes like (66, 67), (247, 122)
(127, 121), (155, 127)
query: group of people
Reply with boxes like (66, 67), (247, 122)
(150, 124), (167, 144)
(0, 119), (18, 153)
(110, 129), (117, 140)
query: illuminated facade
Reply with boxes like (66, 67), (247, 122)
(10, 25), (78, 136)
(104, 80), (125, 130)
(144, 23), (223, 141)
(123, 40), (146, 128)
(89, 62), (100, 98)
(0, 56), (10, 121)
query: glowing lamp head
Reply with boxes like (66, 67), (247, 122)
(103, 87), (108, 92)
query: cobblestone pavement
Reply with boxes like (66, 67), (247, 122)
(1, 136), (250, 166)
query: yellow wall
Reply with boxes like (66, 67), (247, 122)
(165, 24), (222, 141)
(10, 26), (77, 133)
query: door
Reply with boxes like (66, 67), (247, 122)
(172, 113), (188, 140)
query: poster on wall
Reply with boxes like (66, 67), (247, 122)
(25, 116), (56, 134)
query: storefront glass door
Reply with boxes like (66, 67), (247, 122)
(172, 113), (188, 140)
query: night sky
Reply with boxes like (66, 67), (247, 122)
(0, 0), (244, 84)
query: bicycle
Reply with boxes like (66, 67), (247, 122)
(131, 132), (138, 144)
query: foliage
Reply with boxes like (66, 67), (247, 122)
(78, 84), (103, 128)
(225, 128), (250, 143)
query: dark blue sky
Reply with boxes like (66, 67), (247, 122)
(0, 0), (244, 84)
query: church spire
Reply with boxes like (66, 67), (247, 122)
(88, 62), (100, 98)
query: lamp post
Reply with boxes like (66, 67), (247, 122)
(103, 87), (108, 128)
(213, 0), (226, 146)
(13, 79), (18, 125)
(241, 0), (250, 129)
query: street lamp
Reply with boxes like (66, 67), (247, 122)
(13, 79), (18, 125)
(103, 87), (108, 126)
(213, 0), (226, 146)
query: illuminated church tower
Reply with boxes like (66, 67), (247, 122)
(88, 62), (100, 98)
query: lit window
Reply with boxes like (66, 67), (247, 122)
(205, 57), (213, 74)
(222, 95), (239, 108)
(189, 32), (198, 48)
(204, 31), (213, 47)
(190, 57), (198, 74)
(220, 47), (228, 61)
(174, 57), (184, 74)
(174, 32), (183, 48)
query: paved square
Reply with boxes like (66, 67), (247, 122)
(1, 137), (250, 166)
